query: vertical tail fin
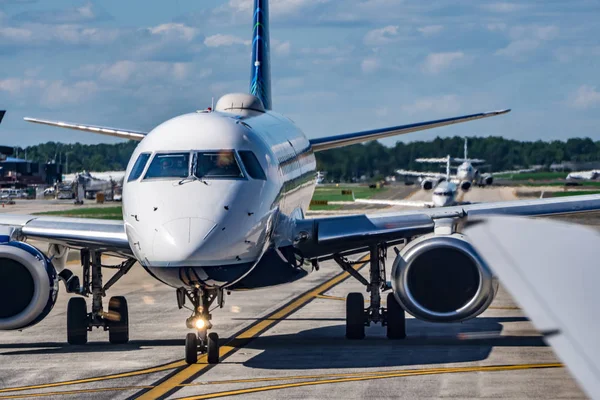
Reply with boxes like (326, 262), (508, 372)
(464, 138), (468, 160)
(250, 0), (272, 110)
(0, 110), (5, 125)
(446, 155), (451, 180)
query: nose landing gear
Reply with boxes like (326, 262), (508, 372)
(178, 287), (223, 364)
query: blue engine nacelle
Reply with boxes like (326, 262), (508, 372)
(0, 241), (59, 330)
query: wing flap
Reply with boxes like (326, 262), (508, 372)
(24, 118), (147, 141)
(309, 109), (510, 152)
(465, 217), (600, 399)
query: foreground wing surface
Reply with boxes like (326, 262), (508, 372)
(24, 118), (147, 141)
(294, 194), (600, 258)
(465, 217), (600, 399)
(0, 214), (131, 256)
(309, 109), (510, 152)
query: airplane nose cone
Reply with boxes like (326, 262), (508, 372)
(152, 217), (217, 264)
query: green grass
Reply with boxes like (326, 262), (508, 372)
(35, 206), (123, 220)
(550, 190), (600, 197)
(309, 185), (386, 210)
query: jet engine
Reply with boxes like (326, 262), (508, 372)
(390, 233), (497, 323)
(0, 242), (59, 330)
(483, 174), (494, 185)
(421, 179), (434, 191)
(460, 180), (472, 192)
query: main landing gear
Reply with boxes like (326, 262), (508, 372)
(62, 249), (135, 345)
(334, 244), (406, 340)
(177, 287), (224, 364)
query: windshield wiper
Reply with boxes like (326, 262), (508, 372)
(178, 176), (209, 185)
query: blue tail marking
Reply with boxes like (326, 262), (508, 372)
(249, 0), (272, 110)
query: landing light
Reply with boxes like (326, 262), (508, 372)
(194, 318), (206, 330)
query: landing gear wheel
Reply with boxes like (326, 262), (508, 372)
(386, 293), (406, 339)
(346, 292), (365, 339)
(207, 332), (220, 364)
(185, 333), (198, 364)
(67, 297), (88, 345)
(108, 296), (129, 344)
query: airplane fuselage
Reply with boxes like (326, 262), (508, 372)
(122, 107), (316, 289)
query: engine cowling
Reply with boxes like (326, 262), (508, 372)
(421, 179), (434, 190)
(460, 180), (472, 192)
(390, 233), (497, 323)
(0, 242), (59, 330)
(484, 175), (494, 185)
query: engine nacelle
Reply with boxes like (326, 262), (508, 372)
(421, 179), (434, 191)
(484, 175), (493, 185)
(391, 233), (497, 323)
(0, 242), (59, 330)
(460, 180), (472, 192)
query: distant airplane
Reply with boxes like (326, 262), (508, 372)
(398, 138), (535, 190)
(0, 0), (598, 374)
(566, 170), (600, 180)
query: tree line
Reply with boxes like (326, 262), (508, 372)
(11, 136), (600, 180)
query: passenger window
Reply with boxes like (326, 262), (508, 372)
(238, 151), (266, 180)
(144, 153), (190, 179)
(128, 153), (151, 182)
(194, 151), (244, 179)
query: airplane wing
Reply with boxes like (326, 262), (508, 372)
(396, 170), (444, 179)
(464, 216), (600, 400)
(309, 109), (510, 152)
(453, 158), (486, 164)
(293, 193), (600, 259)
(492, 168), (537, 176)
(416, 157), (451, 163)
(23, 118), (147, 141)
(0, 214), (131, 257)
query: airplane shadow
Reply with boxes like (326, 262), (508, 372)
(228, 316), (546, 370)
(1, 317), (545, 367)
(0, 339), (184, 356)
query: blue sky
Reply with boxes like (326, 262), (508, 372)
(1, 0), (599, 146)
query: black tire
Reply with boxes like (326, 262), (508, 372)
(207, 332), (220, 364)
(346, 292), (365, 339)
(67, 297), (88, 345)
(386, 293), (406, 339)
(185, 333), (198, 364)
(108, 296), (129, 344)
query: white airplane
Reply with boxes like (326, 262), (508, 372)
(1, 0), (599, 374)
(566, 170), (600, 180)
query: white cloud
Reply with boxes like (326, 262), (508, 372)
(78, 61), (208, 85)
(482, 3), (526, 13)
(361, 58), (380, 73)
(495, 39), (539, 57)
(272, 40), (291, 55)
(204, 34), (250, 47)
(0, 78), (98, 107)
(486, 23), (507, 32)
(421, 51), (464, 74)
(569, 85), (600, 109)
(496, 25), (559, 59)
(401, 95), (461, 115)
(226, 0), (330, 17)
(149, 23), (197, 41)
(417, 25), (443, 36)
(364, 25), (399, 46)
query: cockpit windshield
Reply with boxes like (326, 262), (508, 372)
(194, 151), (244, 179)
(144, 153), (190, 179)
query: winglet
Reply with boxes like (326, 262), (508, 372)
(0, 110), (5, 125)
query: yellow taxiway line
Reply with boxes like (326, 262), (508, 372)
(0, 363), (563, 399)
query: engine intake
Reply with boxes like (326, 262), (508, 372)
(460, 180), (472, 192)
(421, 179), (434, 191)
(0, 242), (59, 330)
(391, 233), (497, 322)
